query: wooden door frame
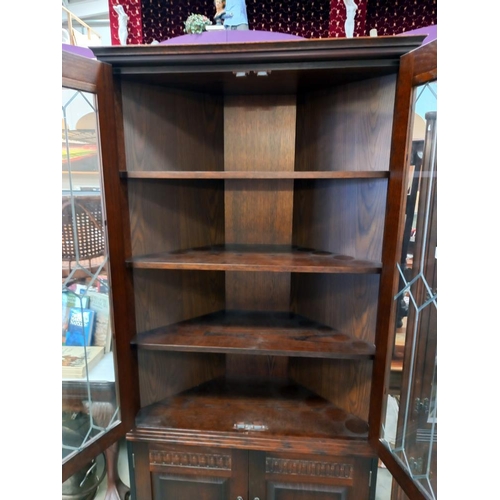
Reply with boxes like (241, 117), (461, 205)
(368, 40), (437, 500)
(62, 50), (140, 482)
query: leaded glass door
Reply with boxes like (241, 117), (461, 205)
(62, 49), (139, 492)
(375, 39), (437, 500)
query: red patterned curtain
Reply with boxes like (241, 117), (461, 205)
(141, 0), (332, 43)
(246, 0), (331, 38)
(329, 0), (367, 37)
(365, 0), (437, 36)
(109, 0), (436, 45)
(108, 0), (143, 44)
(142, 0), (213, 43)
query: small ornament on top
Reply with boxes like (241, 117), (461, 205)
(184, 13), (213, 34)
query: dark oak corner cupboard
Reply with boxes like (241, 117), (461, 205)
(63, 36), (436, 499)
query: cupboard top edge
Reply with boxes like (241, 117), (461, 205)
(91, 35), (425, 70)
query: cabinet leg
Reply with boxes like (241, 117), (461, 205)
(85, 401), (130, 500)
(103, 440), (130, 500)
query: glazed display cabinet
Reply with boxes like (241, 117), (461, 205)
(62, 35), (437, 500)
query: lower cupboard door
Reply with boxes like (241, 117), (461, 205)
(250, 451), (373, 500)
(152, 473), (233, 499)
(141, 443), (248, 500)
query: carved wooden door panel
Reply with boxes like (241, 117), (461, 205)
(249, 451), (372, 500)
(130, 444), (373, 499)
(265, 482), (349, 500)
(152, 472), (238, 500)
(267, 483), (349, 500)
(131, 442), (248, 499)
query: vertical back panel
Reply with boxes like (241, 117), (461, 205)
(224, 94), (297, 378)
(292, 179), (387, 262)
(295, 75), (397, 172)
(128, 179), (225, 257)
(121, 81), (224, 172)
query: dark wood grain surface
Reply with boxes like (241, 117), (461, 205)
(293, 179), (387, 263)
(223, 93), (296, 380)
(295, 75), (397, 172)
(412, 40), (437, 86)
(131, 268), (225, 407)
(127, 180), (225, 257)
(64, 34), (434, 499)
(135, 377), (370, 444)
(291, 273), (379, 344)
(121, 170), (389, 179)
(132, 310), (375, 359)
(138, 351), (225, 408)
(225, 181), (294, 246)
(290, 358), (373, 422)
(62, 51), (141, 483)
(131, 269), (225, 333)
(368, 41), (425, 445)
(127, 244), (382, 273)
(91, 36), (425, 76)
(121, 81), (224, 172)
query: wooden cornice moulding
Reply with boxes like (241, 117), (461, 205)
(91, 35), (426, 73)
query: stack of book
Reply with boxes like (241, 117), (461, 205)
(62, 285), (112, 378)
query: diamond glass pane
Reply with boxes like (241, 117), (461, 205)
(382, 81), (437, 500)
(62, 88), (120, 463)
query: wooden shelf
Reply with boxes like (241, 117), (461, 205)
(126, 244), (382, 273)
(132, 377), (370, 455)
(131, 310), (375, 359)
(120, 170), (389, 180)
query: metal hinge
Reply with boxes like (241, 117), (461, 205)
(369, 470), (372, 487)
(131, 452), (135, 469)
